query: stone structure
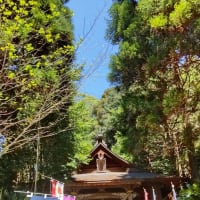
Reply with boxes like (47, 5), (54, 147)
(65, 136), (182, 200)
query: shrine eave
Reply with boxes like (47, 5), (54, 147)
(65, 175), (181, 189)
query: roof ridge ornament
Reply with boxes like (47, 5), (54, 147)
(97, 134), (103, 143)
(95, 134), (107, 147)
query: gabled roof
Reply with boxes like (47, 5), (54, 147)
(76, 135), (131, 173)
(91, 140), (130, 168)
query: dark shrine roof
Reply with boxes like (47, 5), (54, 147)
(70, 136), (177, 184)
(72, 170), (161, 182)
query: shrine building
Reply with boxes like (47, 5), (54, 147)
(65, 135), (182, 200)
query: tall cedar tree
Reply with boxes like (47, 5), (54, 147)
(106, 0), (200, 179)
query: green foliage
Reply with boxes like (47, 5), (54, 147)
(93, 88), (122, 148)
(0, 0), (80, 197)
(106, 0), (200, 177)
(111, 131), (134, 162)
(0, 0), (76, 155)
(169, 0), (192, 26)
(150, 13), (168, 28)
(106, 0), (137, 43)
(67, 94), (98, 169)
(179, 183), (200, 199)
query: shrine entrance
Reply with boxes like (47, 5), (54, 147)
(65, 136), (181, 200)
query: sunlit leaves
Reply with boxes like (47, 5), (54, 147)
(150, 13), (168, 28)
(0, 0), (76, 157)
(169, 0), (192, 26)
(147, 0), (200, 30)
(67, 95), (98, 168)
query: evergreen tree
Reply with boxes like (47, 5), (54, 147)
(106, 0), (200, 179)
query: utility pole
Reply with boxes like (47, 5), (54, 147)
(34, 125), (40, 193)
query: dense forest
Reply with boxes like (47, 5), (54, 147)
(0, 0), (200, 199)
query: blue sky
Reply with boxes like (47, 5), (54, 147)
(67, 0), (118, 99)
